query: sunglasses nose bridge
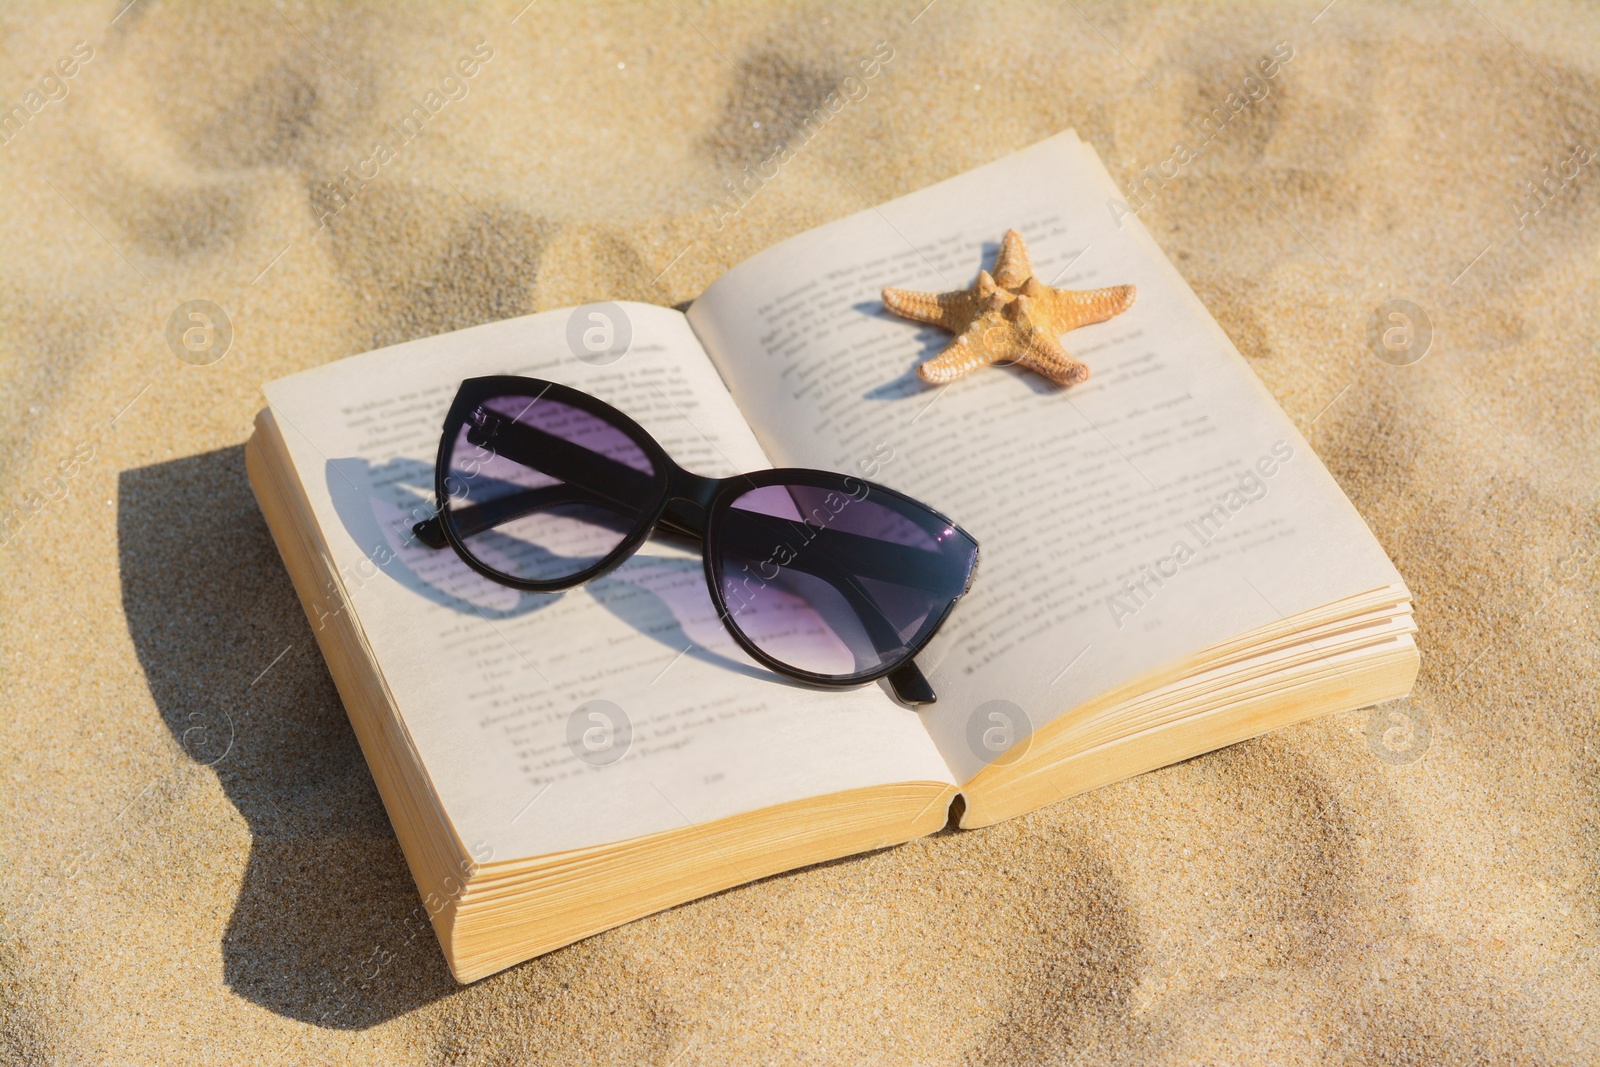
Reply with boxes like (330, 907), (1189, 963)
(658, 468), (724, 537)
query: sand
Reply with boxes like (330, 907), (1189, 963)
(2, 0), (1597, 1062)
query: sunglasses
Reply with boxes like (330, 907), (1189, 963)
(411, 376), (979, 705)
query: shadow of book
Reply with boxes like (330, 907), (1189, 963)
(117, 446), (459, 1028)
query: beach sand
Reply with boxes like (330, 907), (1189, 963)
(2, 1), (1597, 1063)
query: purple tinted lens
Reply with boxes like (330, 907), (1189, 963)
(714, 482), (976, 679)
(442, 394), (658, 583)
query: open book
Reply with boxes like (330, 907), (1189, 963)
(247, 131), (1417, 982)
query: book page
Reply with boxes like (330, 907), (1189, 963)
(688, 133), (1404, 782)
(262, 303), (955, 860)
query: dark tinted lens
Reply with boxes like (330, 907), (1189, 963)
(442, 393), (660, 584)
(713, 481), (976, 679)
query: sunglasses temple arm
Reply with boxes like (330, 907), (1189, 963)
(414, 504), (937, 703)
(764, 537), (937, 706)
(887, 660), (937, 706)
(413, 514), (450, 548)
(412, 484), (703, 550)
(832, 568), (937, 706)
(410, 495), (941, 704)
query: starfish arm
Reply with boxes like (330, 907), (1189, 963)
(1012, 328), (1090, 386)
(915, 327), (1003, 384)
(1036, 283), (1137, 331)
(882, 286), (980, 332)
(991, 229), (1035, 289)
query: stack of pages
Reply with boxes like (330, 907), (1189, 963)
(247, 131), (1416, 982)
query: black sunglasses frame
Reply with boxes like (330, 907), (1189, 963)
(412, 376), (978, 705)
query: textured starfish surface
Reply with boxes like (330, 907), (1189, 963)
(882, 229), (1137, 386)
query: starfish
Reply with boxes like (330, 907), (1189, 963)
(882, 229), (1136, 386)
